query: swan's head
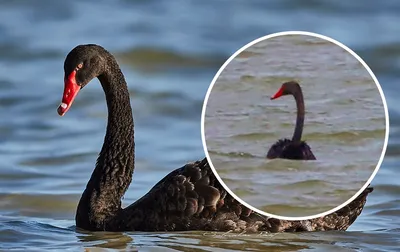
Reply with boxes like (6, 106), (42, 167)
(58, 44), (108, 116)
(271, 81), (301, 100)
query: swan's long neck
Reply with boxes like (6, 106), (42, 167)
(292, 89), (305, 143)
(76, 58), (135, 230)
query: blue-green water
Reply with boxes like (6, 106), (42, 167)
(0, 0), (399, 251)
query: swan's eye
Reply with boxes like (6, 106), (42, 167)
(75, 63), (83, 71)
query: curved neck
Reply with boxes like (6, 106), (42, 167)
(76, 57), (135, 230)
(291, 89), (305, 143)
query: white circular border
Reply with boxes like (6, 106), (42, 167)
(201, 31), (389, 221)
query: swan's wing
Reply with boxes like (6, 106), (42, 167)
(147, 157), (227, 217)
(120, 158), (251, 231)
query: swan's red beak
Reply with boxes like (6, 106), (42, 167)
(271, 87), (284, 100)
(57, 70), (81, 116)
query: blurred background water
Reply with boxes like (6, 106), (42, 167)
(0, 0), (399, 251)
(204, 34), (386, 217)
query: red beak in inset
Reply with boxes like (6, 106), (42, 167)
(57, 70), (81, 116)
(271, 86), (284, 100)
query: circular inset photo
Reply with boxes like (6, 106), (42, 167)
(202, 31), (388, 219)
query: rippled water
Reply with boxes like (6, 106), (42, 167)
(0, 0), (399, 251)
(204, 34), (386, 217)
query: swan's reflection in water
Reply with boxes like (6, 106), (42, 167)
(77, 230), (135, 250)
(76, 229), (397, 251)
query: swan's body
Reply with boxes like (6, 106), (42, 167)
(267, 81), (316, 160)
(58, 45), (371, 232)
(267, 138), (315, 160)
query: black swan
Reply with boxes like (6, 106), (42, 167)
(267, 81), (316, 160)
(58, 44), (372, 232)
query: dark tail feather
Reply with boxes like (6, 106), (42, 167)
(258, 187), (374, 232)
(302, 186), (374, 231)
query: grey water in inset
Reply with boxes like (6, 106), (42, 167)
(0, 1), (399, 251)
(205, 35), (386, 217)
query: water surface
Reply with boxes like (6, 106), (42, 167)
(0, 0), (399, 251)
